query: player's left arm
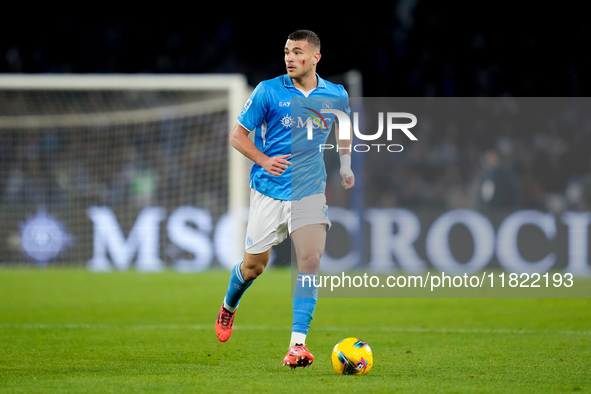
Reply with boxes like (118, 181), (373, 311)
(334, 122), (355, 190)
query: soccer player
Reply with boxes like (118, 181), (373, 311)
(215, 29), (354, 368)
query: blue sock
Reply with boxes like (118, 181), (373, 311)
(224, 262), (253, 310)
(292, 273), (318, 335)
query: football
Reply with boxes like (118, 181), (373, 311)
(331, 337), (373, 375)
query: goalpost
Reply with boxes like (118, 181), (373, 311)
(0, 71), (362, 270)
(0, 74), (251, 269)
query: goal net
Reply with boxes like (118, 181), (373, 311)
(0, 74), (250, 271)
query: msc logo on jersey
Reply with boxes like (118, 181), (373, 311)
(280, 114), (294, 128)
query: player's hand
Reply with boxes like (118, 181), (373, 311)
(262, 154), (291, 176)
(341, 173), (355, 190)
(339, 154), (354, 189)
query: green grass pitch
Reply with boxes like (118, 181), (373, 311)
(0, 267), (589, 393)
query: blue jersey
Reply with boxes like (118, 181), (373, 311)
(237, 74), (350, 201)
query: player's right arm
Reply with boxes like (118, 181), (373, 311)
(229, 122), (291, 177)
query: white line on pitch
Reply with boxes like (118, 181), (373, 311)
(1, 323), (590, 336)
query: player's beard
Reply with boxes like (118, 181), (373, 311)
(288, 64), (313, 81)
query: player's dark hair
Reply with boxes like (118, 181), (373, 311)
(287, 30), (321, 51)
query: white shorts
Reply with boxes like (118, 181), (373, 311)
(244, 189), (331, 254)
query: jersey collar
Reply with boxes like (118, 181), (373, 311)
(283, 73), (327, 90)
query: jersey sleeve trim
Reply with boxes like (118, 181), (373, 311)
(236, 119), (254, 133)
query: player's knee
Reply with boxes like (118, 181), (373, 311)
(242, 262), (265, 281)
(242, 251), (270, 281)
(299, 252), (321, 272)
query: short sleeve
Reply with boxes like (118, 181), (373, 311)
(341, 87), (351, 116)
(237, 82), (268, 132)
